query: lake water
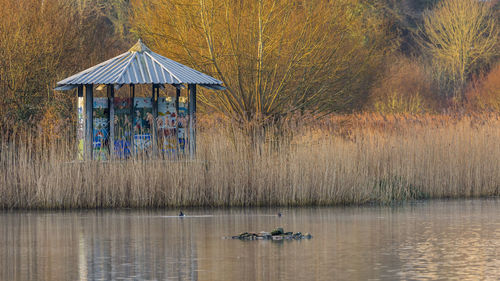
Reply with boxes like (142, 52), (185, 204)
(1, 199), (499, 280)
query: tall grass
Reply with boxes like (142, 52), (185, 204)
(1, 114), (499, 209)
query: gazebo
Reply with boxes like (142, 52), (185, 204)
(55, 39), (224, 160)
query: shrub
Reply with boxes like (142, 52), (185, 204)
(466, 63), (500, 112)
(369, 56), (437, 114)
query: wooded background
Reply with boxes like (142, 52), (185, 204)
(0, 0), (498, 135)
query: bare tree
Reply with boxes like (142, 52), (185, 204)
(0, 0), (123, 133)
(417, 0), (499, 101)
(132, 0), (392, 124)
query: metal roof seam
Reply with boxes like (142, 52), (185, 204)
(105, 56), (133, 84)
(136, 55), (147, 83)
(99, 56), (132, 84)
(142, 53), (155, 84)
(80, 55), (129, 84)
(146, 52), (182, 84)
(57, 52), (129, 85)
(115, 52), (137, 84)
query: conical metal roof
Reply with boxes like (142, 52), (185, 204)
(55, 39), (224, 90)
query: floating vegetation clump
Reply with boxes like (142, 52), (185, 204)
(228, 228), (312, 241)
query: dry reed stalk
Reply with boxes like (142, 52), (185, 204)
(1, 114), (499, 209)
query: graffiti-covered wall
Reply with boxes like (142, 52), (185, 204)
(93, 98), (109, 160)
(79, 97), (188, 159)
(158, 97), (187, 153)
(133, 98), (153, 152)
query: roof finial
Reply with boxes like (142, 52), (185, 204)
(129, 38), (150, 53)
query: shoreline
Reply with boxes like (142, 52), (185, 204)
(1, 197), (500, 211)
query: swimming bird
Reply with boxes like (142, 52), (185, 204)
(179, 211), (185, 217)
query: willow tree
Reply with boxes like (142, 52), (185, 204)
(0, 0), (122, 134)
(418, 0), (499, 101)
(132, 0), (391, 124)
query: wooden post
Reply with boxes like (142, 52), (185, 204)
(85, 84), (94, 160)
(77, 85), (84, 97)
(152, 84), (159, 157)
(175, 87), (180, 115)
(175, 87), (181, 156)
(130, 84), (135, 155)
(188, 84), (196, 158)
(108, 85), (115, 159)
(77, 85), (84, 160)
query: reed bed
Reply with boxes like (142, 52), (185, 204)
(1, 114), (499, 209)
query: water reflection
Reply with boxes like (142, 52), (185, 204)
(74, 212), (201, 280)
(1, 200), (499, 280)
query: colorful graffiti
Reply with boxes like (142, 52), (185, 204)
(177, 100), (188, 152)
(157, 97), (188, 154)
(93, 98), (109, 160)
(158, 97), (177, 153)
(80, 95), (189, 159)
(133, 98), (153, 151)
(113, 97), (132, 158)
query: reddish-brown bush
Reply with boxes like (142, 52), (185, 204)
(466, 64), (500, 112)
